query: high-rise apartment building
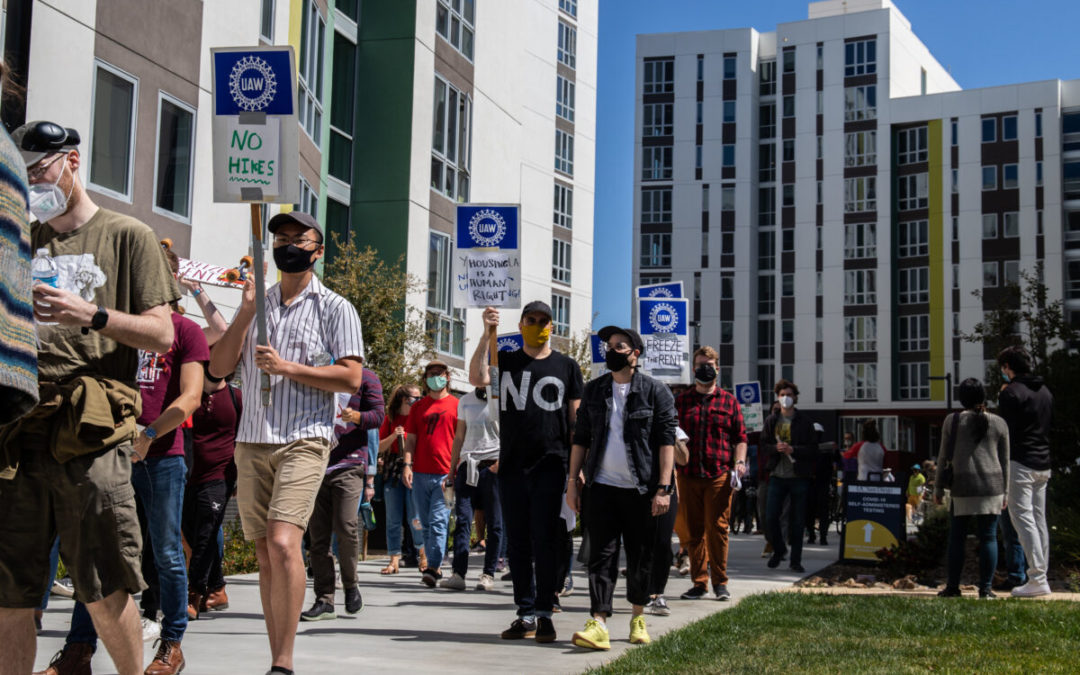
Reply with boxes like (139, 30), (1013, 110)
(633, 0), (1077, 454)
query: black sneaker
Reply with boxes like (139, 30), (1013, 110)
(937, 587), (962, 598)
(767, 553), (783, 569)
(535, 617), (557, 643)
(979, 589), (998, 599)
(501, 617), (537, 639)
(680, 585), (709, 600)
(300, 600), (336, 621)
(713, 585), (731, 601)
(790, 563), (806, 574)
(421, 568), (441, 588)
(345, 587), (364, 614)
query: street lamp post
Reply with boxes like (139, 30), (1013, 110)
(929, 373), (953, 411)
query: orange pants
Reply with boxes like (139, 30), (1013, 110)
(676, 472), (734, 588)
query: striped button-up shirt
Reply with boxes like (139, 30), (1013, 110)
(237, 275), (364, 445)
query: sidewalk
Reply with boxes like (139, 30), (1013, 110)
(33, 534), (837, 674)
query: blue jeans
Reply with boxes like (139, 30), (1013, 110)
(412, 472), (450, 570)
(999, 506), (1027, 584)
(384, 479), (422, 556)
(765, 476), (810, 566)
(452, 464), (502, 578)
(39, 538), (60, 611)
(948, 510), (999, 593)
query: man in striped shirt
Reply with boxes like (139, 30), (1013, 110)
(209, 211), (364, 675)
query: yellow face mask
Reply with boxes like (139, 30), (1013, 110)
(522, 324), (552, 348)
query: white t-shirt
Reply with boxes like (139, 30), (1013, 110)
(857, 441), (885, 480)
(458, 391), (500, 461)
(595, 382), (637, 489)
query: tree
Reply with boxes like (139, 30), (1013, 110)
(322, 235), (434, 390)
(564, 327), (595, 382)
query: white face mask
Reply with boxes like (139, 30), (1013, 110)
(28, 161), (72, 223)
(779, 395), (794, 409)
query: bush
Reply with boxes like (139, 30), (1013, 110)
(875, 505), (949, 578)
(1048, 467), (1080, 568)
(221, 517), (259, 575)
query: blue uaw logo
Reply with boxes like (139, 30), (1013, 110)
(229, 56), (278, 112)
(647, 287), (674, 298)
(648, 302), (679, 333)
(738, 384), (757, 404)
(497, 337), (519, 352)
(468, 209), (508, 248)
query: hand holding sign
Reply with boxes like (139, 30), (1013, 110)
(454, 206), (521, 309)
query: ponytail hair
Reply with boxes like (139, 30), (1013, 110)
(957, 377), (989, 443)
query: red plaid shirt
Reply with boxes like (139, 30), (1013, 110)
(675, 387), (747, 478)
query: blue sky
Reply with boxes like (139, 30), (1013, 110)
(590, 0), (1080, 328)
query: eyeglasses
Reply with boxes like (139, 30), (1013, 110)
(27, 153), (66, 181)
(407, 395), (422, 402)
(272, 235), (320, 247)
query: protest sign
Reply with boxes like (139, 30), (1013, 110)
(453, 205), (521, 308)
(636, 281), (684, 299)
(589, 333), (610, 380)
(497, 333), (524, 352)
(636, 298), (690, 384)
(735, 381), (764, 432)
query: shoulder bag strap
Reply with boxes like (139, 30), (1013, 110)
(226, 383), (241, 438)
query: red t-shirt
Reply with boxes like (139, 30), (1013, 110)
(404, 395), (458, 475)
(191, 384), (243, 484)
(136, 313), (210, 458)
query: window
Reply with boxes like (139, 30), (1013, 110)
(89, 61), (137, 199)
(696, 55), (704, 82)
(845, 363), (877, 400)
(782, 184), (794, 207)
(559, 0), (577, 17)
(553, 184), (572, 230)
(782, 273), (794, 297)
(721, 321), (734, 344)
(816, 226), (822, 250)
(951, 119), (958, 146)
(758, 275), (775, 315)
(1004, 260), (1020, 286)
(641, 233), (671, 268)
(1037, 161), (1043, 186)
(260, 0), (275, 41)
(897, 126), (928, 164)
(817, 91), (823, 115)
(722, 144), (735, 167)
(817, 180), (823, 204)
(153, 94), (195, 220)
(782, 139), (794, 163)
(556, 75), (575, 122)
(1002, 114), (1018, 141)
(329, 31), (357, 184)
(555, 129), (574, 175)
(297, 175), (316, 215)
(842, 223), (876, 260)
(436, 0), (474, 60)
(757, 320), (775, 360)
(844, 85), (876, 121)
(816, 43), (823, 69)
(982, 117), (996, 143)
(983, 261), (999, 287)
(324, 197), (350, 251)
(298, 1), (325, 144)
(552, 239), (571, 284)
(1003, 163), (1018, 189)
(642, 146), (672, 180)
(982, 213), (998, 238)
(759, 60), (776, 96)
(952, 216), (959, 241)
(782, 319), (794, 343)
(897, 220), (928, 258)
(695, 145), (702, 171)
(431, 76), (472, 201)
(898, 362), (930, 400)
(844, 316), (877, 352)
(844, 38), (876, 77)
(723, 56), (736, 79)
(953, 263), (959, 289)
(759, 144), (776, 182)
(641, 187), (671, 223)
(702, 184), (710, 211)
(427, 232), (465, 358)
(951, 168), (958, 193)
(1003, 211), (1019, 238)
(982, 166), (997, 190)
(1068, 261), (1080, 299)
(779, 229), (793, 253)
(722, 232), (733, 255)
(721, 185), (735, 210)
(723, 100), (736, 123)
(782, 95), (795, 118)
(844, 269), (876, 305)
(759, 104), (776, 139)
(551, 292), (570, 338)
(721, 276), (734, 299)
(557, 20), (576, 69)
(758, 231), (775, 270)
(643, 58), (674, 94)
(898, 315), (929, 351)
(643, 102), (674, 137)
(920, 67), (927, 96)
(1036, 111), (1043, 138)
(845, 130), (876, 167)
(897, 173), (928, 211)
(817, 135), (823, 159)
(844, 176), (876, 212)
(898, 267), (929, 304)
(782, 49), (795, 73)
(640, 275), (671, 286)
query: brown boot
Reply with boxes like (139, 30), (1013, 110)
(33, 642), (94, 675)
(186, 591), (201, 621)
(144, 639), (185, 675)
(203, 586), (229, 611)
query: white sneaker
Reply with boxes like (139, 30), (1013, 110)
(1010, 580), (1052, 598)
(51, 578), (75, 598)
(475, 573), (495, 591)
(141, 617), (161, 642)
(439, 572), (467, 590)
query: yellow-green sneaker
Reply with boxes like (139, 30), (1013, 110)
(572, 619), (611, 650)
(629, 615), (651, 645)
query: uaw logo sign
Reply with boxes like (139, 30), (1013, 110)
(229, 56), (278, 111)
(648, 302), (680, 333)
(469, 209), (508, 248)
(647, 287), (675, 298)
(498, 334), (524, 352)
(212, 50), (293, 116)
(456, 205), (518, 250)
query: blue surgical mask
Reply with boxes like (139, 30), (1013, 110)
(1001, 370), (1011, 383)
(426, 375), (448, 392)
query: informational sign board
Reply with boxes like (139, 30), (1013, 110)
(453, 205), (521, 308)
(735, 381), (764, 433)
(636, 297), (690, 384)
(589, 333), (610, 380)
(840, 482), (906, 562)
(497, 333), (524, 352)
(210, 46), (299, 203)
(636, 281), (684, 299)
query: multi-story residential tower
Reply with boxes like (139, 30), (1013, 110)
(633, 0), (1075, 455)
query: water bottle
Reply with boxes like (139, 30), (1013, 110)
(31, 248), (59, 324)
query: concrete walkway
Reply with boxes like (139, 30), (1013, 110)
(33, 534), (838, 674)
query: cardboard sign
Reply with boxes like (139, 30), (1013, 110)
(636, 281), (684, 299)
(211, 47), (299, 204)
(453, 205), (521, 308)
(735, 381), (764, 433)
(637, 298), (690, 384)
(840, 482), (906, 562)
(589, 333), (610, 380)
(497, 333), (524, 352)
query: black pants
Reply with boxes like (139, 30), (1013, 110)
(584, 482), (657, 617)
(499, 455), (566, 618)
(805, 479), (831, 540)
(649, 489), (677, 596)
(181, 479), (230, 595)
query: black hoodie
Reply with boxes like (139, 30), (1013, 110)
(997, 374), (1053, 471)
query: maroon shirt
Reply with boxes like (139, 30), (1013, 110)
(191, 384), (243, 484)
(675, 387), (747, 478)
(136, 313), (210, 458)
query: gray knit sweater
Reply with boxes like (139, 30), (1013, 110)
(934, 410), (1010, 500)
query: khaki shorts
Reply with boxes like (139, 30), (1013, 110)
(236, 437), (331, 540)
(0, 430), (145, 608)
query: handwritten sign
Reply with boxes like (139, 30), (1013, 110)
(453, 205), (521, 308)
(735, 381), (764, 432)
(637, 298), (690, 384)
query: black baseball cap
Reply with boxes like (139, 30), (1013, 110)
(11, 121), (81, 167)
(268, 210), (324, 242)
(598, 325), (646, 356)
(521, 300), (553, 319)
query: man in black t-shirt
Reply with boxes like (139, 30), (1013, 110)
(469, 301), (583, 645)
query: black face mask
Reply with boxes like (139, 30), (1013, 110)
(273, 244), (318, 274)
(605, 349), (632, 372)
(694, 363), (717, 384)
(475, 387), (487, 401)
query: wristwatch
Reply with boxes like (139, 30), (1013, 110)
(82, 305), (109, 335)
(143, 427), (158, 441)
(658, 484), (674, 495)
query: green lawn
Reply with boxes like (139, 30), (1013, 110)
(592, 592), (1080, 674)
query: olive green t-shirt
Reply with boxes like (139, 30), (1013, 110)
(771, 416), (795, 479)
(31, 208), (180, 386)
